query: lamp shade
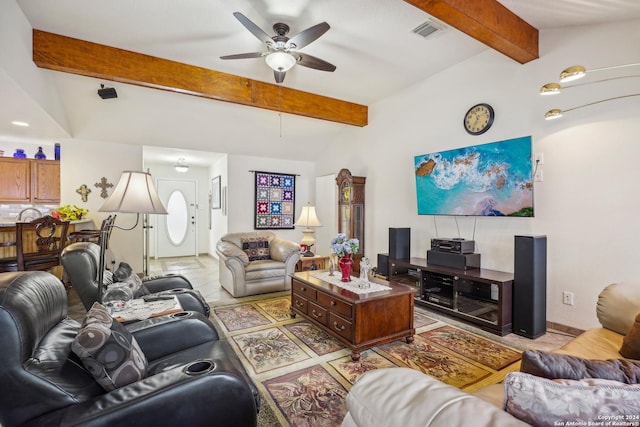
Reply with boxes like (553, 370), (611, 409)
(295, 205), (322, 227)
(100, 171), (168, 214)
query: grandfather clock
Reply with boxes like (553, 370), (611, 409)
(336, 169), (366, 274)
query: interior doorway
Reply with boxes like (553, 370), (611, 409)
(155, 179), (198, 258)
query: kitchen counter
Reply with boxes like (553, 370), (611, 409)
(0, 218), (94, 227)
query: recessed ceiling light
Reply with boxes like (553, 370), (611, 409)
(11, 121), (30, 127)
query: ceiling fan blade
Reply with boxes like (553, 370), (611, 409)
(233, 12), (272, 45)
(285, 22), (330, 50)
(274, 70), (286, 83)
(220, 52), (265, 60)
(296, 53), (336, 72)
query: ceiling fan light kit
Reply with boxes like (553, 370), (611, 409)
(265, 51), (297, 72)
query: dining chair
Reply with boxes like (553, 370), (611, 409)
(0, 226), (19, 272)
(16, 215), (70, 272)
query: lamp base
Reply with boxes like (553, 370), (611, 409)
(301, 249), (315, 257)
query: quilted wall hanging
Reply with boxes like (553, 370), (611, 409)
(254, 171), (296, 229)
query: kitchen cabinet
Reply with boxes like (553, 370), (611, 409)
(0, 158), (60, 203)
(32, 160), (61, 203)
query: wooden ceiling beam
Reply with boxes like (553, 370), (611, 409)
(32, 30), (368, 127)
(404, 0), (538, 64)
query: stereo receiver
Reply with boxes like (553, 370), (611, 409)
(431, 238), (475, 254)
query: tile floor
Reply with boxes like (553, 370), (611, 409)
(68, 254), (574, 352)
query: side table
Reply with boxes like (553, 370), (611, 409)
(295, 254), (327, 272)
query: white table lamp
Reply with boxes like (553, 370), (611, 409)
(295, 203), (322, 257)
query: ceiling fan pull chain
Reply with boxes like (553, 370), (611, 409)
(279, 85), (283, 138)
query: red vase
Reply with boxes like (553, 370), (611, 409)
(339, 255), (353, 282)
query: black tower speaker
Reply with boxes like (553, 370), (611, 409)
(377, 253), (389, 278)
(513, 235), (547, 339)
(389, 228), (410, 259)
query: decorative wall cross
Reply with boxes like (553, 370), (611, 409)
(95, 177), (113, 199)
(76, 184), (91, 202)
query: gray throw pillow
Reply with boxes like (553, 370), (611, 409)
(72, 302), (147, 391)
(520, 350), (640, 383)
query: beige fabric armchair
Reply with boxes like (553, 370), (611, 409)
(216, 231), (300, 297)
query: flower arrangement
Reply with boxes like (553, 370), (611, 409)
(51, 205), (89, 221)
(330, 233), (359, 258)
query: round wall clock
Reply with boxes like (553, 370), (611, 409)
(464, 103), (495, 135)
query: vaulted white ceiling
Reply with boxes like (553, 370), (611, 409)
(3, 0), (640, 164)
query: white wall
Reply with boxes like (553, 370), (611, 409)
(0, 0), (69, 134)
(315, 19), (640, 331)
(61, 139), (145, 271)
(226, 154), (315, 244)
(208, 155), (228, 257)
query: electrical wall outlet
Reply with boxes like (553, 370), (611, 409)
(534, 170), (543, 182)
(562, 291), (574, 306)
(535, 153), (544, 165)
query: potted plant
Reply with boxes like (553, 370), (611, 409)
(330, 233), (359, 282)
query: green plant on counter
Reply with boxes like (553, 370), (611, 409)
(51, 205), (89, 220)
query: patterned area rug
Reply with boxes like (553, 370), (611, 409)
(211, 294), (522, 427)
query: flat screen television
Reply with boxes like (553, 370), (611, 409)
(414, 136), (533, 217)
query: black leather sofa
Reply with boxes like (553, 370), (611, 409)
(0, 271), (259, 427)
(61, 241), (210, 316)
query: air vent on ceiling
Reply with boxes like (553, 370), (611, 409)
(412, 19), (447, 39)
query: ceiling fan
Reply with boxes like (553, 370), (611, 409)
(220, 12), (336, 84)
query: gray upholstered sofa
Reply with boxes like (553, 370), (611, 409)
(216, 231), (300, 297)
(342, 282), (640, 427)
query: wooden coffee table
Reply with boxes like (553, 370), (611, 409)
(290, 271), (415, 361)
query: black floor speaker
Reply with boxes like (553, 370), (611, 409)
(377, 253), (389, 278)
(389, 228), (410, 259)
(513, 235), (547, 339)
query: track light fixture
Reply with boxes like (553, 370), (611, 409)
(544, 94), (640, 120)
(559, 63), (640, 83)
(540, 75), (640, 96)
(541, 62), (640, 120)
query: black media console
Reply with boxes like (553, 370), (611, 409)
(388, 257), (514, 336)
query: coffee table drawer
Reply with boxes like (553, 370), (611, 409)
(292, 280), (317, 300)
(329, 312), (353, 341)
(317, 291), (353, 319)
(292, 295), (308, 314)
(308, 302), (328, 326)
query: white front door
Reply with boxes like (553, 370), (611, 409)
(156, 179), (198, 258)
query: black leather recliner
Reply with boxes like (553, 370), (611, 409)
(0, 271), (259, 427)
(61, 241), (210, 316)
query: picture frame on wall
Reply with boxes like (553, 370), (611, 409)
(211, 175), (221, 209)
(222, 185), (227, 216)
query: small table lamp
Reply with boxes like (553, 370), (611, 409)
(97, 171), (168, 302)
(295, 203), (322, 257)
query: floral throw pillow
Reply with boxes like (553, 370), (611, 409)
(241, 237), (271, 261)
(72, 302), (148, 391)
(504, 372), (640, 426)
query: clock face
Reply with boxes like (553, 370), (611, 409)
(464, 103), (495, 135)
